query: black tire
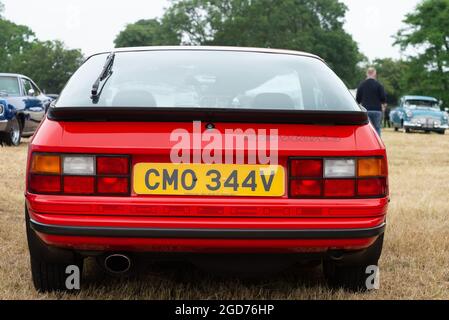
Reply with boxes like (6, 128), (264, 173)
(394, 127), (399, 132)
(2, 117), (22, 146)
(30, 257), (82, 293)
(26, 208), (83, 292)
(437, 130), (445, 135)
(324, 234), (384, 292)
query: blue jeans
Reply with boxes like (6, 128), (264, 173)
(368, 111), (383, 137)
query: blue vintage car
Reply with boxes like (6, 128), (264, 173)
(390, 95), (448, 134)
(0, 73), (51, 146)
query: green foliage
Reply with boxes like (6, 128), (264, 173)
(10, 41), (84, 93)
(114, 0), (363, 86)
(395, 0), (449, 107)
(371, 58), (409, 105)
(0, 5), (83, 93)
(114, 19), (181, 48)
(0, 19), (35, 70)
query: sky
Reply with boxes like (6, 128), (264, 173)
(1, 0), (421, 60)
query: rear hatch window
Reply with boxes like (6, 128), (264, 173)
(56, 50), (360, 112)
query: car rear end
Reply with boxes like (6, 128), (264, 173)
(25, 47), (389, 292)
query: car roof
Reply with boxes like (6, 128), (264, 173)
(89, 46), (324, 61)
(0, 73), (29, 79)
(403, 95), (438, 102)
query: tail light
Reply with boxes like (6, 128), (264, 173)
(29, 153), (130, 196)
(289, 157), (388, 199)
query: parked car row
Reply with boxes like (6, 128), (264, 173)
(0, 73), (55, 146)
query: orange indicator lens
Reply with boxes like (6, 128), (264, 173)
(358, 158), (385, 177)
(31, 154), (61, 174)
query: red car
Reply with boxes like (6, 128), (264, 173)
(25, 47), (388, 292)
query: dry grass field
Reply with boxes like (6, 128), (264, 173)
(0, 129), (448, 300)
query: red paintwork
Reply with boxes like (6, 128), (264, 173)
(26, 118), (388, 253)
(37, 235), (377, 253)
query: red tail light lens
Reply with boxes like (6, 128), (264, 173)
(97, 177), (129, 195)
(357, 178), (387, 197)
(29, 175), (61, 194)
(97, 157), (129, 175)
(324, 179), (356, 197)
(290, 180), (322, 197)
(290, 160), (322, 178)
(63, 176), (95, 195)
(29, 153), (131, 197)
(289, 157), (388, 199)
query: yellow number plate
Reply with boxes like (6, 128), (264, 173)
(133, 163), (285, 197)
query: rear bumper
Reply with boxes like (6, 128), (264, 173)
(28, 211), (386, 254)
(30, 219), (385, 240)
(27, 194), (388, 253)
(404, 122), (448, 131)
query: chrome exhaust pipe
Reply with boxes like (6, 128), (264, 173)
(104, 254), (132, 274)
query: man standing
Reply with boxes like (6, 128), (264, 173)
(356, 67), (387, 136)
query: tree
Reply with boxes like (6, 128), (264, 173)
(0, 18), (35, 71)
(1, 2), (83, 93)
(114, 0), (362, 86)
(10, 40), (84, 93)
(114, 19), (181, 48)
(395, 0), (449, 107)
(371, 58), (409, 105)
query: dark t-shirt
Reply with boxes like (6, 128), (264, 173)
(356, 78), (386, 112)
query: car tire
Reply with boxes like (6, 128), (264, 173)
(30, 257), (83, 293)
(323, 234), (384, 292)
(437, 130), (445, 135)
(394, 127), (399, 132)
(2, 117), (22, 146)
(26, 208), (83, 292)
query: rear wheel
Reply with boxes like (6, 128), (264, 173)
(437, 130), (446, 135)
(26, 208), (83, 292)
(30, 257), (83, 293)
(324, 234), (384, 292)
(2, 117), (21, 146)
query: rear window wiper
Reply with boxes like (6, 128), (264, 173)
(90, 52), (115, 103)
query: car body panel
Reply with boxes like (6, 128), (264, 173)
(27, 118), (388, 252)
(31, 120), (384, 155)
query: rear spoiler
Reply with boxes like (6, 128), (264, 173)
(47, 107), (369, 125)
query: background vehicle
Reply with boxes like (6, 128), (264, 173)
(0, 73), (51, 146)
(390, 95), (448, 134)
(25, 47), (388, 292)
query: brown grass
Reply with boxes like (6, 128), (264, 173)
(1, 129), (448, 300)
